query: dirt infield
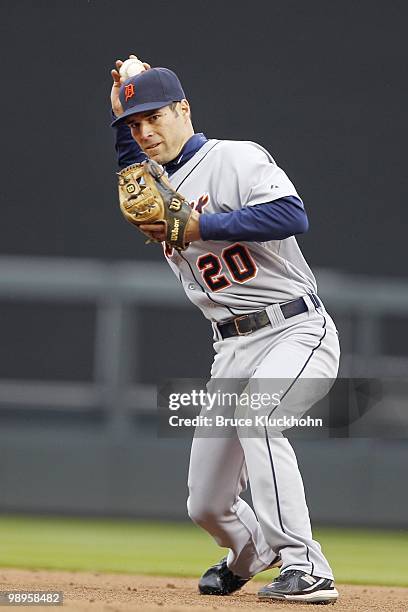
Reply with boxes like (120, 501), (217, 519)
(0, 569), (407, 612)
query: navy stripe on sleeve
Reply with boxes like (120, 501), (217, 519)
(199, 196), (308, 242)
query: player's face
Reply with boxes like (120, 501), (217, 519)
(126, 101), (192, 164)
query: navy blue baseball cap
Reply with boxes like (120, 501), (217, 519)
(111, 67), (186, 126)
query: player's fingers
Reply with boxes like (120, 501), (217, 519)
(115, 59), (123, 69)
(111, 69), (121, 84)
(142, 62), (151, 70)
(139, 230), (164, 238)
(139, 225), (166, 241)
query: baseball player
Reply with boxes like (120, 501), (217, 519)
(110, 58), (340, 605)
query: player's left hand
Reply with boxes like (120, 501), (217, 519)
(139, 210), (201, 243)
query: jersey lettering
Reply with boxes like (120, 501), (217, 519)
(192, 194), (210, 214)
(197, 244), (257, 291)
(197, 253), (231, 292)
(223, 244), (257, 283)
(164, 242), (174, 258)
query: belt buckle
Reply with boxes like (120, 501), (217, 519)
(233, 314), (253, 336)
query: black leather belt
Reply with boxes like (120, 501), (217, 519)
(217, 294), (321, 339)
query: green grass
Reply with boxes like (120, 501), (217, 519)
(0, 516), (406, 587)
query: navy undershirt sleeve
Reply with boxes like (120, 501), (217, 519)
(110, 113), (307, 241)
(199, 196), (308, 242)
(111, 111), (147, 168)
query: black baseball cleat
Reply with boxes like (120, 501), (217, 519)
(198, 555), (282, 596)
(258, 569), (339, 604)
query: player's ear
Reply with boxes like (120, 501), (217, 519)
(180, 99), (191, 119)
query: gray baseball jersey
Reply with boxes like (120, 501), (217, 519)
(161, 138), (340, 583)
(165, 139), (317, 321)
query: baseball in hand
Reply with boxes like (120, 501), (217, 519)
(119, 57), (146, 80)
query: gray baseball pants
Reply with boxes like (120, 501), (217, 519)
(187, 296), (340, 580)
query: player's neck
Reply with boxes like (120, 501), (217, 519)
(164, 132), (207, 175)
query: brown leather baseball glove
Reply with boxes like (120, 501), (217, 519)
(117, 159), (193, 251)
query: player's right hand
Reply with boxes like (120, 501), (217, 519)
(110, 55), (151, 118)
